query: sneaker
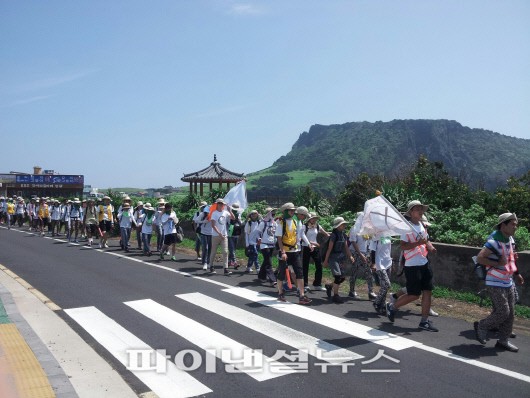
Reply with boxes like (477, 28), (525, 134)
(224, 269), (232, 275)
(296, 289), (300, 297)
(386, 302), (395, 323)
(429, 308), (439, 317)
(272, 281), (278, 287)
(255, 267), (260, 274)
(171, 256), (177, 261)
(98, 243), (103, 249)
(368, 291), (377, 300)
(277, 294), (286, 302)
(210, 267), (216, 274)
(373, 301), (382, 313)
(474, 321), (487, 345)
(197, 257), (202, 262)
(245, 267), (252, 273)
(312, 285), (326, 291)
(304, 286), (310, 293)
(234, 264), (240, 270)
(510, 332), (517, 339)
(332, 295), (344, 304)
(348, 291), (359, 298)
(104, 243), (109, 248)
(419, 320), (439, 332)
(202, 264), (208, 271)
(299, 296), (312, 305)
(166, 251), (170, 255)
(495, 340), (519, 352)
(325, 284), (332, 299)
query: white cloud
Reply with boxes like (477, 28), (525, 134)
(17, 69), (100, 93)
(194, 104), (250, 118)
(229, 3), (265, 16)
(9, 95), (54, 106)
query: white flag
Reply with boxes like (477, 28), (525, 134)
(223, 181), (248, 211)
(359, 195), (414, 237)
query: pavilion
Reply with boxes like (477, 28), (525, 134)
(181, 155), (245, 195)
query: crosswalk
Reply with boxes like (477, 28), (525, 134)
(64, 288), (416, 398)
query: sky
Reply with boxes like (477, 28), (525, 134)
(1, 0), (529, 189)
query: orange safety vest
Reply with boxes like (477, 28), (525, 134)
(403, 232), (428, 262)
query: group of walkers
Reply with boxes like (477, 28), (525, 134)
(1, 194), (523, 351)
(0, 195), (181, 258)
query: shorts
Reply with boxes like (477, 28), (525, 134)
(404, 263), (433, 296)
(164, 233), (177, 245)
(329, 253), (346, 276)
(277, 251), (303, 280)
(99, 220), (113, 232)
(86, 224), (98, 235)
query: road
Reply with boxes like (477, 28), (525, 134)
(0, 226), (528, 398)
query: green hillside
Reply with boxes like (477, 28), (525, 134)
(247, 119), (530, 197)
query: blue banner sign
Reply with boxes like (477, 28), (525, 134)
(16, 175), (84, 185)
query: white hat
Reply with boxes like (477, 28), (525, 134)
(332, 217), (348, 229)
(497, 213), (517, 226)
(405, 200), (429, 216)
(295, 206), (310, 217)
(280, 202), (296, 212)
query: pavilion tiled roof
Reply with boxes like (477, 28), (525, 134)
(181, 155), (245, 182)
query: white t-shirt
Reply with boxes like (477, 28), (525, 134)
(370, 237), (393, 270)
(160, 212), (178, 235)
(400, 222), (429, 267)
(210, 210), (231, 237)
(349, 227), (370, 254)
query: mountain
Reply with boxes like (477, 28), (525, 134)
(246, 119), (530, 197)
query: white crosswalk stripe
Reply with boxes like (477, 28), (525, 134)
(222, 287), (421, 351)
(64, 306), (212, 398)
(176, 292), (364, 362)
(125, 298), (296, 381)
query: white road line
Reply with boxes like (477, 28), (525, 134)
(416, 344), (530, 383)
(125, 299), (296, 381)
(176, 292), (364, 362)
(64, 306), (212, 398)
(223, 288), (421, 351)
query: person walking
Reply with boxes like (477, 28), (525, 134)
(140, 203), (156, 256)
(133, 201), (145, 250)
(370, 235), (393, 314)
(209, 199), (235, 275)
(385, 200), (438, 331)
(83, 198), (99, 247)
(275, 202), (314, 305)
(474, 213), (523, 352)
(323, 217), (356, 304)
(118, 202), (136, 252)
(302, 213), (329, 292)
(257, 207), (278, 286)
(228, 203), (243, 268)
(244, 210), (261, 273)
(97, 196), (115, 249)
(159, 202), (179, 261)
(348, 212), (376, 299)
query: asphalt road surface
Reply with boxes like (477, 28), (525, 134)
(0, 226), (528, 398)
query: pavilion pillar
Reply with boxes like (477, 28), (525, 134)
(200, 183), (204, 196)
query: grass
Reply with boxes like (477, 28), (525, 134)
(245, 168), (335, 190)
